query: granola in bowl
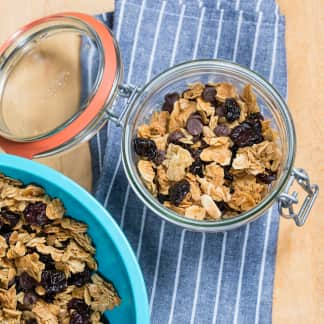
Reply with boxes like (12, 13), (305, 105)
(0, 174), (120, 323)
(133, 83), (281, 221)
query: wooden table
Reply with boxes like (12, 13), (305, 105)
(0, 1), (322, 323)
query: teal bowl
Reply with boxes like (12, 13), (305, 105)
(0, 154), (150, 324)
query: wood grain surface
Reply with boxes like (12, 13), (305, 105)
(274, 1), (324, 323)
(0, 1), (323, 323)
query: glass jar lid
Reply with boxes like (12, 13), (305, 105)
(0, 12), (120, 158)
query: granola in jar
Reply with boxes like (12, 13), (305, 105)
(134, 83), (281, 220)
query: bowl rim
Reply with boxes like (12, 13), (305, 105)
(122, 59), (296, 232)
(0, 153), (150, 324)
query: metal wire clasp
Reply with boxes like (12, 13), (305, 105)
(105, 84), (140, 127)
(278, 168), (319, 226)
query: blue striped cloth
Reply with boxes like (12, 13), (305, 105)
(90, 1), (287, 323)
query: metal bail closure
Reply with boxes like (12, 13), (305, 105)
(0, 12), (118, 159)
(278, 168), (319, 226)
(105, 84), (140, 127)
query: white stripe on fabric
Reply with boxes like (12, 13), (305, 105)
(255, 0), (263, 12)
(170, 5), (186, 66)
(150, 6), (185, 314)
(167, 229), (186, 324)
(136, 207), (147, 259)
(190, 233), (206, 324)
(149, 220), (165, 313)
(210, 12), (227, 324)
(269, 5), (279, 83)
(167, 10), (206, 321)
(103, 13), (109, 23)
(103, 154), (122, 208)
(103, 0), (146, 208)
(150, 5), (187, 317)
(250, 11), (263, 70)
(132, 0), (168, 262)
(96, 135), (102, 172)
(216, 0), (222, 10)
(233, 224), (250, 324)
(193, 7), (206, 59)
(213, 9), (224, 58)
(233, 10), (243, 62)
(254, 207), (274, 324)
(127, 0), (147, 84)
(120, 185), (130, 229)
(232, 12), (263, 322)
(254, 8), (279, 321)
(146, 1), (167, 79)
(235, 0), (241, 11)
(212, 232), (227, 324)
(211, 8), (243, 321)
(115, 0), (126, 45)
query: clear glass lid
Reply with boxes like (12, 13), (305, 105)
(0, 13), (119, 158)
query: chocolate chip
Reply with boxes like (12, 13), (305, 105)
(202, 85), (217, 104)
(157, 193), (169, 204)
(26, 320), (37, 324)
(256, 171), (277, 184)
(162, 93), (180, 113)
(215, 105), (225, 117)
(214, 124), (231, 137)
(167, 130), (184, 144)
(18, 272), (38, 292)
(23, 292), (38, 306)
(152, 150), (165, 165)
(186, 115), (203, 136)
(192, 134), (201, 143)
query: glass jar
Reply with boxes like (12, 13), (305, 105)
(0, 14), (318, 231)
(121, 60), (319, 232)
(0, 12), (123, 158)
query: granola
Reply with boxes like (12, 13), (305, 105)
(134, 83), (281, 221)
(0, 175), (120, 323)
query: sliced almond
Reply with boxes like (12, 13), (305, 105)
(200, 194), (221, 219)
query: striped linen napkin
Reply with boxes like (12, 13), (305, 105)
(90, 1), (287, 323)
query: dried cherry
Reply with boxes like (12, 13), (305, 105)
(223, 98), (241, 122)
(133, 138), (157, 160)
(169, 180), (190, 206)
(230, 120), (263, 147)
(24, 202), (49, 226)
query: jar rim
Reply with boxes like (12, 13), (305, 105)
(122, 59), (296, 231)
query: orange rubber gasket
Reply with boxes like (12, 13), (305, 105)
(0, 12), (117, 158)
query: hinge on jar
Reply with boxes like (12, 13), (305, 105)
(105, 84), (140, 127)
(278, 168), (319, 226)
